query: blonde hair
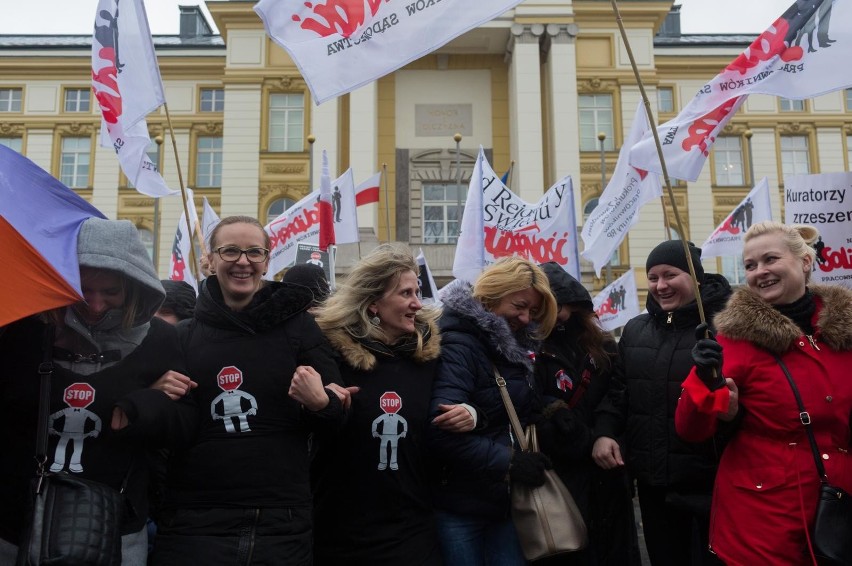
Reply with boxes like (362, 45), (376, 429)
(744, 221), (818, 282)
(472, 257), (557, 339)
(315, 243), (439, 346)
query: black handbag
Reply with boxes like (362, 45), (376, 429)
(17, 326), (124, 566)
(775, 355), (852, 566)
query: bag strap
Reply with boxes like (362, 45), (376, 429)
(493, 367), (529, 452)
(772, 354), (828, 481)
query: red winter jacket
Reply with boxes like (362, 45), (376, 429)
(676, 285), (852, 566)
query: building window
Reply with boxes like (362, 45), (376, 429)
(200, 88), (224, 112)
(60, 137), (91, 188)
(268, 93), (304, 152)
(720, 256), (746, 286)
(423, 182), (467, 244)
(781, 136), (810, 180)
(266, 197), (296, 225)
(579, 94), (614, 151)
(713, 137), (744, 186)
(779, 98), (804, 112)
(0, 137), (23, 153)
(196, 136), (223, 187)
(64, 88), (91, 113)
(658, 87), (674, 113)
(0, 88), (22, 112)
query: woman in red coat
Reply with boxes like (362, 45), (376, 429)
(676, 221), (852, 565)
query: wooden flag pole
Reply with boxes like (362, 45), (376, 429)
(610, 0), (705, 324)
(163, 102), (201, 284)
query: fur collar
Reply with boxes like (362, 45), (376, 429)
(322, 318), (441, 371)
(714, 284), (852, 355)
(439, 279), (538, 370)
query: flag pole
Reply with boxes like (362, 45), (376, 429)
(610, 0), (705, 324)
(506, 160), (515, 190)
(382, 162), (391, 242)
(163, 101), (201, 284)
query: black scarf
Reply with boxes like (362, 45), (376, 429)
(772, 288), (815, 336)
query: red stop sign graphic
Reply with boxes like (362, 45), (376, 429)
(64, 382), (96, 409)
(217, 366), (243, 391)
(379, 391), (402, 414)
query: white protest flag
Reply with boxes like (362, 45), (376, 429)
(169, 189), (199, 291)
(92, 0), (175, 197)
(416, 248), (440, 305)
(785, 172), (852, 289)
(264, 169), (358, 279)
(701, 177), (772, 259)
(630, 0), (852, 182)
(255, 0), (524, 105)
(452, 147), (580, 282)
(201, 196), (221, 251)
(582, 103), (662, 276)
(355, 171), (382, 206)
(592, 269), (640, 332)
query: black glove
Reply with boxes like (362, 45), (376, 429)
(509, 451), (552, 487)
(692, 323), (726, 391)
(552, 407), (579, 439)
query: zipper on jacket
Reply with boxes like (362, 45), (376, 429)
(666, 312), (673, 324)
(806, 335), (821, 351)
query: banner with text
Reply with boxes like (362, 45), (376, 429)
(785, 171), (852, 289)
(592, 269), (640, 332)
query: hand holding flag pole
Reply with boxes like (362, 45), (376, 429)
(609, 0), (707, 327)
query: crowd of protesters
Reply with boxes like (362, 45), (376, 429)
(2, 214), (849, 566)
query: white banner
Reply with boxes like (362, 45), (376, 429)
(452, 147), (580, 283)
(264, 168), (358, 279)
(631, 0), (852, 182)
(785, 171), (852, 289)
(169, 189), (199, 292)
(581, 103), (662, 276)
(701, 177), (772, 259)
(255, 0), (523, 104)
(592, 270), (640, 331)
(92, 0), (175, 197)
(416, 248), (440, 305)
(201, 196), (221, 251)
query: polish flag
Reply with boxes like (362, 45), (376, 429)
(318, 150), (335, 251)
(355, 171), (381, 206)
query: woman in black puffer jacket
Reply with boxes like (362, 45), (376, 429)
(428, 257), (557, 566)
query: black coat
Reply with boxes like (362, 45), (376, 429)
(594, 273), (733, 490)
(428, 280), (541, 519)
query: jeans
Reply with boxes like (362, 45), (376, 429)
(435, 510), (526, 566)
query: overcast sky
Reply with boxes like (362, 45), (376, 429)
(1, 0), (795, 36)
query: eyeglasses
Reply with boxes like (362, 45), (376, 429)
(215, 245), (270, 263)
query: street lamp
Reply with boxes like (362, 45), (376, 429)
(598, 131), (613, 285)
(744, 128), (755, 186)
(307, 134), (316, 190)
(453, 132), (463, 241)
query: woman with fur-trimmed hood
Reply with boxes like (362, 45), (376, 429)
(312, 244), (471, 566)
(677, 221), (852, 565)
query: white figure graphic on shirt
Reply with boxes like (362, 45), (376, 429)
(49, 383), (101, 473)
(211, 366), (258, 433)
(372, 392), (407, 471)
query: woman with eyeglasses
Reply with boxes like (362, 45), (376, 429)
(150, 215), (351, 566)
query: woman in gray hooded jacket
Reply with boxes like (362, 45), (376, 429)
(0, 218), (188, 566)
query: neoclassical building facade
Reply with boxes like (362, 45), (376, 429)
(2, 1), (850, 293)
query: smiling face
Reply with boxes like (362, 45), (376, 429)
(490, 287), (543, 333)
(370, 270), (422, 343)
(209, 222), (269, 311)
(647, 264), (696, 311)
(75, 267), (126, 325)
(743, 232), (811, 305)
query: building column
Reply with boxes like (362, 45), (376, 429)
(349, 83), (379, 234)
(220, 84), (262, 217)
(507, 23), (545, 202)
(545, 23), (580, 214)
(92, 137), (121, 218)
(311, 98), (340, 188)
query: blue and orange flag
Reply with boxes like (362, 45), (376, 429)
(0, 146), (106, 327)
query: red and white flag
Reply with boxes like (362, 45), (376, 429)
(630, 0), (852, 182)
(255, 0), (524, 104)
(169, 189), (199, 292)
(92, 0), (175, 197)
(355, 171), (381, 206)
(264, 168), (358, 279)
(582, 103), (661, 277)
(452, 147), (580, 283)
(701, 177), (772, 259)
(592, 270), (640, 332)
(318, 151), (335, 251)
